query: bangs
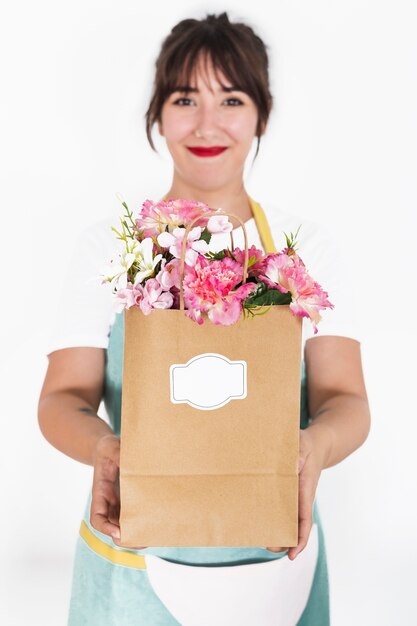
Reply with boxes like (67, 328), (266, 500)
(161, 36), (260, 101)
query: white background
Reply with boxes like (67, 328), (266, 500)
(1, 1), (416, 624)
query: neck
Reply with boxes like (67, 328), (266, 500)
(162, 178), (254, 225)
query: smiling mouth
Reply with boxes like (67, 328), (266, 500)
(186, 146), (228, 157)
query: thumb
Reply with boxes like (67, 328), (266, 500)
(298, 456), (307, 474)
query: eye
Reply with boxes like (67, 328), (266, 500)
(172, 97), (194, 106)
(223, 97), (244, 106)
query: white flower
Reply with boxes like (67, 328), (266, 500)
(101, 249), (137, 291)
(206, 214), (233, 234)
(157, 226), (209, 267)
(101, 237), (162, 290)
(132, 237), (163, 285)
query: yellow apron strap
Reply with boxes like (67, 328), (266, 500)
(248, 197), (277, 254)
(79, 520), (147, 569)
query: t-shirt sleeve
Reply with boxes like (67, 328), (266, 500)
(267, 210), (361, 344)
(298, 222), (361, 343)
(45, 220), (118, 356)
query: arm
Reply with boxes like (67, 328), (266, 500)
(304, 335), (371, 469)
(267, 336), (371, 558)
(38, 347), (112, 466)
(38, 347), (134, 544)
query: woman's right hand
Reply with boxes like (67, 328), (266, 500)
(90, 433), (147, 549)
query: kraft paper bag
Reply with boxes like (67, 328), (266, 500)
(119, 304), (302, 548)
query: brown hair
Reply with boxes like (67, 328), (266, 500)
(145, 12), (273, 158)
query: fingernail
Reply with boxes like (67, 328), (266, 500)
(112, 529), (121, 540)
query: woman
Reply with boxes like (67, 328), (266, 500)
(38, 12), (370, 625)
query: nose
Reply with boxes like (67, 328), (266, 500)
(194, 101), (220, 140)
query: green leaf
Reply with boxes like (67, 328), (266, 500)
(244, 286), (292, 307)
(199, 227), (212, 245)
(251, 281), (268, 297)
(206, 249), (227, 260)
(283, 223), (302, 250)
(244, 304), (273, 318)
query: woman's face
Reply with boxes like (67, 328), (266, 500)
(159, 57), (261, 192)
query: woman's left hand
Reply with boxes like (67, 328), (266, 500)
(265, 427), (329, 560)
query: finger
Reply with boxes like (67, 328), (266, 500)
(90, 513), (121, 539)
(264, 546), (287, 553)
(110, 535), (148, 550)
(108, 503), (121, 526)
(90, 490), (121, 538)
(298, 455), (307, 474)
(108, 489), (121, 526)
(287, 475), (314, 560)
(95, 456), (120, 483)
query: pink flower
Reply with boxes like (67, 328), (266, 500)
(260, 253), (334, 334)
(170, 287), (180, 310)
(135, 199), (173, 237)
(156, 258), (181, 290)
(168, 198), (215, 228)
(157, 226), (209, 266)
(280, 245), (305, 265)
(232, 245), (265, 276)
(139, 278), (174, 315)
(288, 274), (334, 334)
(114, 282), (145, 312)
(207, 282), (256, 325)
(135, 198), (215, 237)
(259, 253), (294, 293)
(183, 256), (256, 325)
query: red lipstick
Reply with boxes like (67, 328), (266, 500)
(187, 146), (227, 157)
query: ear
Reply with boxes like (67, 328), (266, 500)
(158, 120), (164, 137)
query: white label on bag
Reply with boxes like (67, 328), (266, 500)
(170, 353), (247, 411)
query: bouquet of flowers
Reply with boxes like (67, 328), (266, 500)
(101, 197), (334, 334)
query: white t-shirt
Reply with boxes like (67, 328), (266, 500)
(45, 206), (360, 357)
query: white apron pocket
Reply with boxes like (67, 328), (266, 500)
(145, 524), (319, 626)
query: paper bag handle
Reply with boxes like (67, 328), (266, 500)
(179, 211), (249, 312)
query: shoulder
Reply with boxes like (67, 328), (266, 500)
(74, 215), (120, 250)
(69, 215), (124, 277)
(260, 202), (335, 265)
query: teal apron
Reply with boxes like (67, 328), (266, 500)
(68, 198), (330, 624)
(67, 312), (330, 625)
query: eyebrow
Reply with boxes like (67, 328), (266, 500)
(171, 86), (243, 93)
